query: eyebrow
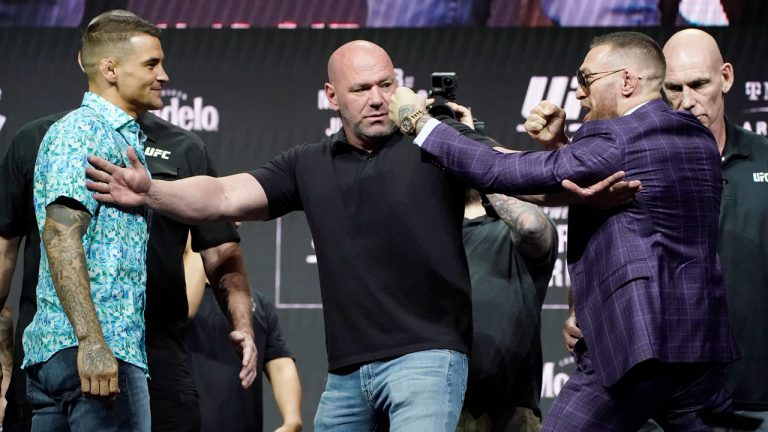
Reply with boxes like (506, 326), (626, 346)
(663, 76), (710, 86)
(350, 77), (393, 89)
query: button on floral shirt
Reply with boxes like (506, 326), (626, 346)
(24, 92), (151, 372)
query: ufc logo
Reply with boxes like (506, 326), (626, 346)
(145, 147), (171, 159)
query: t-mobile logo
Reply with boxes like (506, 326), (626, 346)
(745, 81), (767, 101)
(516, 76), (583, 133)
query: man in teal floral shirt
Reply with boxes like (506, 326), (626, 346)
(22, 11), (167, 431)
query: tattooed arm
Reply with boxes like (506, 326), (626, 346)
(42, 202), (118, 398)
(487, 194), (554, 259)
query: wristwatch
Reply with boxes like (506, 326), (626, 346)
(399, 109), (427, 135)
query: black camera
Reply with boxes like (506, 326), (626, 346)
(430, 72), (457, 101)
(428, 72), (458, 119)
(427, 71), (485, 135)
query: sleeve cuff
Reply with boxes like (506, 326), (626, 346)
(413, 118), (442, 147)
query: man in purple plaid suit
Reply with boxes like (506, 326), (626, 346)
(389, 31), (740, 431)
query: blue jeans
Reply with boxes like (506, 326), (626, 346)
(26, 347), (150, 432)
(314, 349), (468, 431)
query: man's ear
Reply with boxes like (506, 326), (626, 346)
(620, 69), (640, 97)
(77, 51), (85, 73)
(324, 82), (339, 111)
(721, 62), (734, 94)
(99, 57), (118, 83)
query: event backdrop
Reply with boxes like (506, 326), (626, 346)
(1, 26), (766, 429)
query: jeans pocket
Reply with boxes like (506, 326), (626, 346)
(60, 386), (84, 413)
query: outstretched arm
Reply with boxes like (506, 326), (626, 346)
(517, 171), (641, 208)
(200, 242), (257, 388)
(265, 357), (303, 432)
(390, 88), (621, 195)
(86, 148), (269, 224)
(43, 202), (118, 398)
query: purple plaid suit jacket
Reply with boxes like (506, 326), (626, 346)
(419, 99), (740, 386)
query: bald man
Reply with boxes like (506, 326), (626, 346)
(84, 40), (498, 431)
(663, 29), (768, 430)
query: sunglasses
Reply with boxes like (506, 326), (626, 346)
(576, 68), (625, 92)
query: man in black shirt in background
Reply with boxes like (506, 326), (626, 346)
(459, 187), (557, 432)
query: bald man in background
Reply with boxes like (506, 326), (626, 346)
(663, 28), (768, 430)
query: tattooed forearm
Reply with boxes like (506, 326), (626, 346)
(42, 203), (103, 343)
(487, 194), (554, 258)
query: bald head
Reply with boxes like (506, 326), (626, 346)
(663, 29), (725, 76)
(662, 29), (733, 150)
(327, 40), (393, 85)
(324, 40), (397, 150)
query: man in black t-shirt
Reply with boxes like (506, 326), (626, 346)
(457, 187), (557, 431)
(186, 284), (301, 432)
(0, 111), (257, 432)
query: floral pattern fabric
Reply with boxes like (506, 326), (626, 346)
(24, 92), (151, 372)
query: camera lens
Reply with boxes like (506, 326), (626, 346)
(443, 77), (454, 87)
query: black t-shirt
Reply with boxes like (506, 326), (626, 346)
(0, 113), (52, 375)
(251, 129), (472, 371)
(186, 288), (293, 432)
(720, 120), (768, 411)
(0, 111), (239, 395)
(138, 113), (240, 393)
(461, 215), (557, 419)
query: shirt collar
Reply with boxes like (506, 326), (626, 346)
(329, 128), (396, 156)
(81, 92), (138, 132)
(623, 100), (652, 116)
(136, 113), (159, 144)
(329, 128), (350, 155)
(723, 117), (751, 160)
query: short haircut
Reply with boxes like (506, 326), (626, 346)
(80, 10), (161, 79)
(591, 31), (666, 76)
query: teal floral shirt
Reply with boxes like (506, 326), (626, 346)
(24, 92), (151, 372)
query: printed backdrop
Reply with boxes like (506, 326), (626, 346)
(1, 26), (766, 429)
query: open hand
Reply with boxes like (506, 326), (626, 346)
(86, 147), (151, 207)
(562, 171), (642, 209)
(230, 330), (257, 388)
